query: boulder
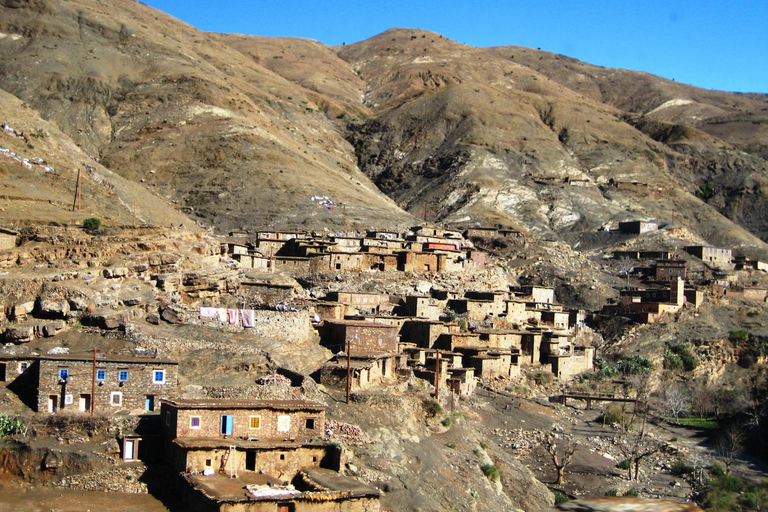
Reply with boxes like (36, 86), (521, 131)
(161, 305), (187, 324)
(121, 297), (142, 307)
(37, 298), (70, 318)
(11, 301), (35, 320)
(5, 325), (34, 343)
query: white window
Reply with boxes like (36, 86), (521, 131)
(64, 394), (73, 405)
(18, 362), (28, 374)
(277, 415), (291, 432)
(152, 370), (165, 384)
(110, 392), (122, 406)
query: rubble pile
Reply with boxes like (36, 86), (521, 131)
(325, 420), (369, 446)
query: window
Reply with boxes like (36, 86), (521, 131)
(249, 416), (261, 429)
(58, 368), (69, 381)
(305, 418), (315, 430)
(277, 415), (291, 432)
(279, 453), (285, 460)
(64, 394), (73, 405)
(152, 370), (165, 384)
(220, 415), (233, 435)
(118, 370), (129, 382)
(110, 392), (122, 406)
(190, 416), (201, 429)
(18, 362), (28, 373)
(96, 369), (106, 382)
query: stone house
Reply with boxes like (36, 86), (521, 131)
(399, 319), (454, 348)
(320, 320), (399, 353)
(684, 245), (733, 269)
(320, 351), (396, 391)
(403, 295), (444, 320)
(549, 346), (595, 379)
(654, 259), (687, 281)
(2, 354), (178, 413)
(510, 286), (555, 304)
(398, 251), (444, 272)
(618, 221), (659, 234)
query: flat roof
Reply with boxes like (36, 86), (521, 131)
(0, 354), (178, 365)
(174, 438), (326, 450)
(162, 399), (326, 411)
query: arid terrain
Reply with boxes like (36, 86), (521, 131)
(0, 1), (767, 512)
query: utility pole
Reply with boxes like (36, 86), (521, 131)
(91, 347), (96, 415)
(346, 335), (356, 405)
(341, 203), (347, 229)
(423, 203), (428, 223)
(434, 350), (440, 399)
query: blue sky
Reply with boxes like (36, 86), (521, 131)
(143, 0), (768, 93)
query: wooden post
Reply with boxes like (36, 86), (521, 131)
(72, 168), (82, 212)
(434, 350), (440, 399)
(346, 336), (352, 405)
(91, 347), (96, 415)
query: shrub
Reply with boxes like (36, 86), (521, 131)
(604, 489), (618, 496)
(0, 414), (25, 437)
(663, 350), (683, 371)
(554, 492), (569, 505)
(445, 442), (456, 449)
(479, 441), (489, 450)
(617, 459), (630, 470)
(423, 400), (443, 418)
(601, 405), (628, 428)
(481, 464), (500, 481)
(710, 462), (725, 477)
(729, 330), (749, 344)
(526, 370), (554, 386)
(83, 217), (101, 231)
(623, 489), (639, 497)
(713, 474), (744, 493)
(616, 355), (653, 375)
(671, 460), (693, 476)
(441, 417), (452, 428)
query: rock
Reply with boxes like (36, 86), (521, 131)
(103, 438), (121, 455)
(11, 301), (35, 320)
(68, 296), (89, 311)
(161, 305), (187, 324)
(145, 313), (160, 325)
(121, 297), (142, 307)
(37, 298), (70, 318)
(38, 321), (66, 337)
(5, 325), (34, 343)
(42, 450), (62, 470)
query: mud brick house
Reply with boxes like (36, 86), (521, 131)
(510, 285), (556, 304)
(320, 320), (399, 353)
(1, 354), (178, 413)
(320, 351), (396, 391)
(398, 251), (444, 272)
(684, 245), (733, 269)
(326, 291), (386, 315)
(160, 399), (381, 512)
(618, 221), (659, 234)
(602, 278), (687, 323)
(549, 346), (595, 379)
(654, 259), (687, 281)
(399, 319), (455, 348)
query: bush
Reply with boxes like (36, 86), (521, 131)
(671, 460), (693, 476)
(623, 489), (639, 497)
(710, 462), (725, 477)
(616, 355), (653, 375)
(0, 414), (25, 437)
(526, 370), (554, 386)
(422, 400), (443, 418)
(554, 492), (569, 505)
(604, 489), (618, 496)
(83, 217), (101, 231)
(445, 442), (456, 449)
(481, 464), (500, 482)
(617, 459), (630, 470)
(441, 417), (452, 428)
(713, 474), (744, 493)
(729, 330), (749, 344)
(665, 344), (699, 372)
(479, 441), (489, 450)
(601, 405), (628, 428)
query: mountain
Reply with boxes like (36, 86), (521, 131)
(1, 0), (767, 256)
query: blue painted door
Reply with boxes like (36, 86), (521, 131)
(221, 415), (233, 435)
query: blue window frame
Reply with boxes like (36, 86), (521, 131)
(153, 370), (165, 384)
(96, 369), (106, 381)
(118, 370), (129, 382)
(58, 368), (69, 381)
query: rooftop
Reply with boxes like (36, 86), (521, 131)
(162, 398), (326, 412)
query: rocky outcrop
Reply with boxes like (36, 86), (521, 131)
(552, 496), (703, 511)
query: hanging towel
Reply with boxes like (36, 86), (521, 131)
(199, 307), (217, 318)
(217, 308), (228, 323)
(241, 309), (255, 328)
(228, 309), (239, 325)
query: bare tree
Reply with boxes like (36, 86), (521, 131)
(715, 423), (746, 475)
(545, 435), (577, 485)
(664, 382), (689, 423)
(616, 434), (663, 481)
(616, 256), (635, 288)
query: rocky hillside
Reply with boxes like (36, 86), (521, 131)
(0, 0), (766, 257)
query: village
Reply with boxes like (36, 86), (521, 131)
(0, 219), (767, 512)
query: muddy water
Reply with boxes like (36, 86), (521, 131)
(0, 482), (183, 512)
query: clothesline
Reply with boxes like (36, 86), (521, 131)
(199, 307), (257, 328)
